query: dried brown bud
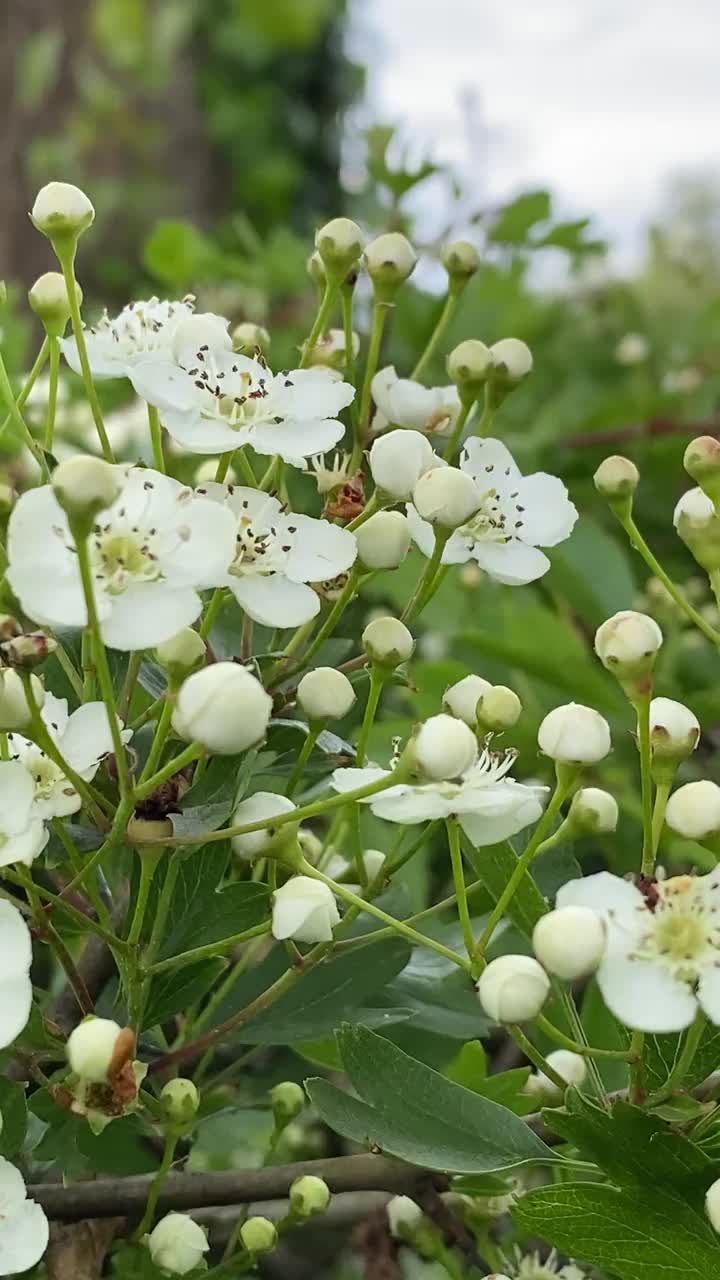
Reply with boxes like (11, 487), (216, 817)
(0, 632), (57, 668)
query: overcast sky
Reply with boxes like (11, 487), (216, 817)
(348, 0), (720, 264)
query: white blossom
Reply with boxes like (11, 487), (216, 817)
(0, 763), (48, 868)
(61, 296), (230, 384)
(147, 1213), (209, 1275)
(7, 467), (237, 650)
(371, 366), (461, 435)
(31, 181), (94, 238)
(272, 876), (340, 943)
(0, 1157), (49, 1275)
(407, 438), (577, 585)
(230, 792), (298, 861)
(0, 900), (33, 1049)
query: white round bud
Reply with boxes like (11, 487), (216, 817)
(232, 321), (270, 354)
(230, 791), (298, 861)
(594, 610), (663, 679)
(684, 436), (720, 489)
(674, 488), (720, 571)
(649, 697), (700, 763)
(705, 1176), (720, 1233)
(66, 1016), (122, 1084)
(369, 429), (438, 501)
(386, 1196), (423, 1238)
(356, 510), (411, 570)
(160, 1078), (199, 1123)
(532, 907), (606, 980)
(172, 662), (272, 755)
(52, 456), (122, 524)
(289, 1174), (331, 1218)
(297, 667), (355, 721)
(28, 271), (82, 336)
(477, 955), (550, 1023)
(414, 713), (478, 781)
(155, 628), (205, 677)
(307, 328), (360, 370)
(364, 233), (417, 292)
(147, 1213), (209, 1275)
(665, 780), (720, 841)
(538, 703), (612, 765)
(413, 466), (480, 529)
(315, 217), (364, 274)
(442, 674), (491, 726)
(567, 787), (619, 835)
(441, 240), (480, 283)
(0, 669), (44, 730)
(272, 876), (340, 943)
(490, 338), (533, 384)
(593, 455), (639, 501)
(528, 1049), (587, 1101)
(447, 339), (493, 397)
(31, 181), (95, 240)
(362, 616), (414, 667)
(478, 685), (522, 731)
(240, 1217), (278, 1255)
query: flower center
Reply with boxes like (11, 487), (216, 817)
(457, 487), (513, 545)
(94, 298), (187, 355)
(91, 526), (161, 594)
(632, 875), (720, 981)
(183, 350), (286, 434)
(228, 514), (297, 579)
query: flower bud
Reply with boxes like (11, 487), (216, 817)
(155, 628), (206, 679)
(362, 616), (414, 667)
(413, 466), (480, 529)
(307, 250), (326, 286)
(443, 674), (491, 726)
(705, 1176), (720, 1233)
(593, 455), (640, 512)
(272, 876), (339, 943)
(369, 429), (439, 500)
(364, 232), (417, 290)
(52, 456), (122, 530)
(665, 780), (720, 841)
(0, 668), (44, 729)
(289, 1174), (331, 1218)
(478, 685), (522, 732)
(441, 240), (480, 290)
(315, 217), (364, 279)
(297, 667), (356, 721)
(28, 271), (82, 337)
(147, 1213), (209, 1275)
(566, 787), (618, 835)
(649, 697), (700, 765)
(0, 632), (57, 669)
(31, 181), (95, 242)
(307, 328), (359, 370)
(532, 906), (606, 980)
(230, 791), (298, 861)
(447, 339), (493, 400)
(240, 1217), (278, 1255)
(270, 1080), (305, 1125)
(490, 338), (533, 387)
(413, 713), (477, 781)
(674, 487), (720, 571)
(537, 703), (611, 765)
(476, 955), (550, 1022)
(172, 663), (272, 755)
(67, 1016), (123, 1083)
(684, 436), (720, 507)
(386, 1195), (423, 1238)
(356, 510), (411, 570)
(594, 610), (663, 684)
(526, 1049), (587, 1101)
(160, 1078), (199, 1124)
(232, 321), (270, 354)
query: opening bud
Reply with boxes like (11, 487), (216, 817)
(307, 328), (359, 370)
(66, 1016), (123, 1084)
(447, 339), (493, 401)
(0, 632), (57, 670)
(315, 217), (364, 279)
(665, 780), (720, 841)
(0, 668), (44, 729)
(684, 436), (720, 507)
(476, 954), (550, 1022)
(649, 697), (700, 767)
(270, 1080), (306, 1125)
(441, 240), (480, 291)
(525, 1049), (587, 1101)
(155, 628), (206, 680)
(489, 338), (533, 388)
(532, 906), (606, 980)
(412, 713), (478, 781)
(566, 787), (618, 835)
(31, 181), (95, 243)
(272, 876), (339, 943)
(386, 1196), (423, 1239)
(538, 703), (611, 765)
(289, 1174), (331, 1218)
(147, 1213), (208, 1275)
(594, 610), (662, 686)
(232, 321), (270, 354)
(412, 465), (480, 529)
(160, 1078), (199, 1124)
(51, 456), (122, 534)
(230, 791), (298, 862)
(172, 663), (272, 755)
(28, 271), (82, 337)
(674, 487), (720, 571)
(297, 667), (356, 721)
(363, 232), (417, 300)
(356, 510), (411, 570)
(478, 685), (522, 732)
(593, 455), (639, 517)
(240, 1217), (278, 1255)
(442, 674), (491, 726)
(369, 429), (439, 501)
(362, 616), (414, 667)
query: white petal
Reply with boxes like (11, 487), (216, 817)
(160, 409), (244, 454)
(461, 437), (521, 485)
(472, 538), (551, 585)
(269, 369), (355, 419)
(160, 498), (236, 588)
(222, 488), (284, 523)
(229, 575), (319, 627)
(0, 1197), (49, 1274)
(0, 901), (32, 978)
(284, 515), (357, 583)
(60, 332), (127, 379)
(331, 767), (390, 794)
(130, 360), (202, 412)
(597, 952), (697, 1032)
(0, 974), (33, 1049)
(240, 417), (345, 464)
(459, 789), (544, 847)
(100, 584), (202, 650)
(697, 967), (720, 1024)
(557, 871), (646, 916)
(511, 473), (578, 547)
(387, 380), (443, 430)
(41, 694), (70, 740)
(405, 505), (472, 564)
(291, 905), (339, 943)
(0, 821), (49, 867)
(5, 569), (88, 630)
(60, 703), (120, 774)
(0, 1159), (29, 1215)
(369, 785), (455, 823)
(0, 764), (35, 832)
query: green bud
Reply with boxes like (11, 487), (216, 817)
(155, 628), (206, 681)
(28, 271), (82, 338)
(447, 339), (493, 403)
(363, 233), (416, 302)
(593, 454), (639, 519)
(315, 218), (364, 281)
(0, 632), (57, 670)
(674, 488), (720, 571)
(289, 1174), (331, 1218)
(441, 240), (480, 292)
(307, 250), (326, 288)
(489, 338), (533, 388)
(240, 1217), (278, 1255)
(477, 685), (522, 731)
(0, 484), (15, 518)
(684, 436), (720, 507)
(31, 182), (95, 247)
(232, 322), (270, 355)
(270, 1080), (305, 1125)
(160, 1078), (199, 1124)
(362, 616), (414, 668)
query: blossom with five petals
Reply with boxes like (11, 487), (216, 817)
(60, 296), (230, 384)
(0, 1157), (49, 1275)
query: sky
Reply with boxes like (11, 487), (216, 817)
(347, 0), (720, 266)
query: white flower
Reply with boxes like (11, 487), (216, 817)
(66, 1016), (123, 1083)
(272, 876), (340, 943)
(60, 296), (230, 384)
(7, 467), (237, 650)
(414, 714), (478, 781)
(172, 663), (272, 756)
(506, 1247), (588, 1280)
(297, 668), (356, 721)
(443, 674), (491, 726)
(371, 366), (461, 435)
(537, 703), (611, 765)
(332, 746), (545, 846)
(0, 901), (33, 1049)
(532, 906), (606, 980)
(615, 332), (649, 365)
(477, 955), (550, 1022)
(8, 692), (131, 820)
(558, 869), (720, 1031)
(147, 1212), (209, 1275)
(665, 780), (720, 840)
(0, 1157), (49, 1275)
(132, 346), (353, 462)
(230, 792), (298, 861)
(0, 764), (48, 868)
(198, 483), (356, 627)
(407, 438), (577, 585)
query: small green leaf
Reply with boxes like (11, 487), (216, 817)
(0, 1080), (27, 1157)
(144, 959), (225, 1028)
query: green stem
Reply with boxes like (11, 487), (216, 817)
(20, 867), (94, 1015)
(0, 337), (48, 446)
(127, 854), (158, 946)
(133, 742), (204, 803)
(3, 868), (126, 952)
(300, 282), (337, 368)
(200, 589), (227, 640)
(143, 857), (180, 973)
(508, 1024), (569, 1091)
(56, 250), (114, 462)
(412, 292), (458, 381)
(357, 302), (387, 437)
(441, 399), (472, 462)
(0, 352), (49, 477)
(556, 984), (609, 1104)
(447, 819), (475, 966)
(629, 1029), (646, 1104)
(54, 640), (84, 700)
(147, 404), (165, 474)
(81, 629), (96, 701)
(273, 567), (361, 683)
(341, 285), (356, 387)
(44, 336), (60, 451)
(632, 691), (654, 877)
(648, 1009), (706, 1104)
(402, 528), (450, 623)
(52, 818), (111, 927)
(118, 652), (143, 721)
(534, 1013), (631, 1061)
(356, 667), (384, 765)
(286, 724), (321, 798)
(651, 778), (671, 855)
(134, 1133), (178, 1238)
(620, 514), (720, 645)
(145, 922), (272, 976)
(139, 694), (176, 784)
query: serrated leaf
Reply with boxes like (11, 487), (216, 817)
(160, 882), (271, 959)
(144, 959), (225, 1028)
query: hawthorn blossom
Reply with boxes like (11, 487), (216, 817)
(557, 869), (720, 1032)
(7, 693), (131, 819)
(0, 900), (33, 1048)
(7, 467), (237, 650)
(60, 296), (230, 384)
(132, 347), (353, 463)
(198, 483), (357, 627)
(332, 746), (545, 846)
(0, 764), (48, 868)
(406, 437), (578, 585)
(0, 1158), (49, 1275)
(371, 365), (461, 434)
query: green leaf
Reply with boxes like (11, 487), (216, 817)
(488, 190), (551, 245)
(0, 1079), (27, 1157)
(145, 842), (229, 946)
(77, 1114), (158, 1175)
(308, 1024), (552, 1173)
(537, 218), (605, 255)
(463, 839), (546, 935)
(644, 1024), (720, 1094)
(160, 882), (271, 959)
(144, 959), (225, 1028)
(142, 220), (219, 288)
(446, 1044), (533, 1113)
